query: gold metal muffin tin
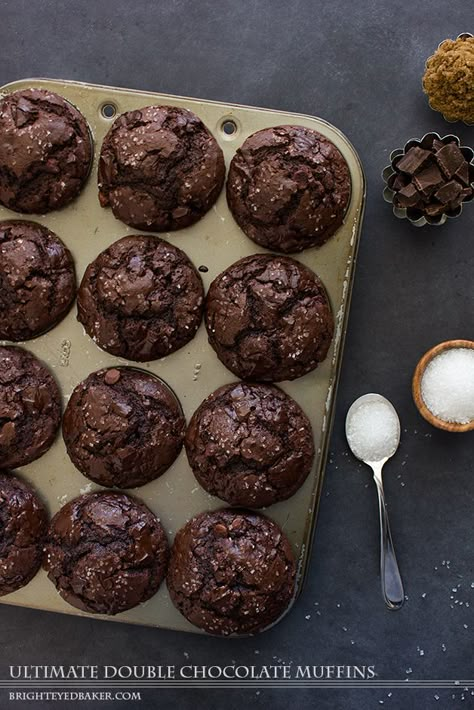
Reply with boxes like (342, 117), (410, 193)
(0, 78), (365, 634)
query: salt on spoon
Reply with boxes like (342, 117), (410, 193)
(346, 393), (404, 610)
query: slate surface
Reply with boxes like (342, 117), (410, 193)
(0, 1), (472, 708)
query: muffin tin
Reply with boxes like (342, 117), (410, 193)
(0, 78), (365, 634)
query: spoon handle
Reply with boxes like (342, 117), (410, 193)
(372, 466), (404, 610)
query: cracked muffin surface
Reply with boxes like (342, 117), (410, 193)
(43, 491), (169, 615)
(205, 254), (333, 381)
(98, 105), (225, 231)
(0, 220), (76, 341)
(63, 367), (185, 489)
(185, 382), (314, 507)
(0, 471), (48, 596)
(166, 509), (296, 635)
(227, 125), (351, 253)
(0, 88), (92, 214)
(0, 346), (61, 468)
(77, 235), (204, 362)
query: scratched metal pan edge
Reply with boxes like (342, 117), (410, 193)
(0, 78), (366, 635)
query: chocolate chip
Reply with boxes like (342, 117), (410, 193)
(104, 368), (121, 385)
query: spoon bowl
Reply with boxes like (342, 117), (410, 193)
(346, 393), (404, 610)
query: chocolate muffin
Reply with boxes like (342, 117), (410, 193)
(205, 254), (334, 381)
(185, 383), (314, 507)
(98, 105), (225, 231)
(226, 125), (351, 253)
(43, 491), (169, 615)
(0, 470), (48, 596)
(167, 509), (296, 635)
(0, 220), (76, 341)
(63, 367), (185, 489)
(77, 235), (204, 362)
(0, 88), (92, 214)
(0, 346), (61, 468)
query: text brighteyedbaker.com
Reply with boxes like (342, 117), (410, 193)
(8, 692), (141, 702)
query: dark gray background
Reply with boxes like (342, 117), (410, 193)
(0, 1), (472, 708)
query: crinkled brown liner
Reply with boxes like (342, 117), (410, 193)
(382, 132), (474, 227)
(423, 33), (474, 127)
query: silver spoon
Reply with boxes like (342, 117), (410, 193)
(345, 393), (405, 610)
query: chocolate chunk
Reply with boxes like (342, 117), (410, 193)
(413, 163), (444, 196)
(435, 143), (465, 179)
(396, 146), (432, 175)
(394, 183), (421, 207)
(388, 173), (409, 191)
(454, 161), (470, 187)
(435, 180), (462, 205)
(104, 369), (121, 385)
(424, 202), (446, 217)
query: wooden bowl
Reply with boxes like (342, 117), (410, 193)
(412, 339), (474, 433)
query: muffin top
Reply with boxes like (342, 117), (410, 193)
(77, 235), (204, 362)
(167, 509), (296, 635)
(205, 254), (334, 381)
(0, 88), (92, 214)
(43, 491), (169, 615)
(0, 220), (76, 341)
(185, 382), (314, 507)
(227, 125), (351, 253)
(0, 470), (48, 596)
(98, 105), (225, 231)
(63, 367), (185, 489)
(0, 346), (61, 468)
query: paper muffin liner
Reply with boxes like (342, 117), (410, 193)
(382, 132), (474, 227)
(423, 33), (474, 127)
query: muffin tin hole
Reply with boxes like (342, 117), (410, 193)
(101, 103), (117, 119)
(220, 119), (238, 137)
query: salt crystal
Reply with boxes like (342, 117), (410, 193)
(347, 400), (399, 461)
(421, 348), (474, 424)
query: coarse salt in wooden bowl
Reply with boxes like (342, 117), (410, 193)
(412, 339), (474, 432)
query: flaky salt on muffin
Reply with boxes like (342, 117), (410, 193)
(43, 491), (169, 615)
(0, 88), (92, 213)
(98, 105), (225, 231)
(63, 367), (185, 489)
(185, 382), (314, 507)
(423, 35), (474, 124)
(0, 471), (48, 596)
(167, 509), (296, 635)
